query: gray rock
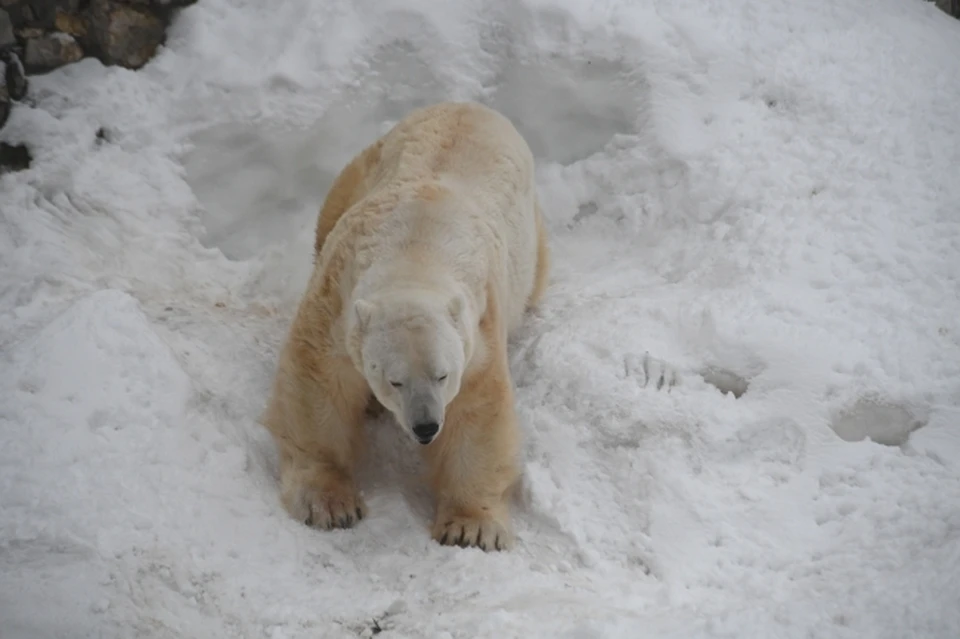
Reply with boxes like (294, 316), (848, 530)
(935, 0), (960, 19)
(23, 31), (83, 73)
(25, 0), (80, 29)
(2, 2), (36, 30)
(0, 9), (14, 49)
(89, 0), (164, 69)
(2, 49), (26, 99)
(0, 78), (9, 130)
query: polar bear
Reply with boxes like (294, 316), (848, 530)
(262, 101), (549, 551)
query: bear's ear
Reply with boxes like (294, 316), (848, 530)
(353, 299), (376, 332)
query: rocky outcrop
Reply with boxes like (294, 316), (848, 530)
(0, 0), (196, 144)
(936, 0), (960, 18)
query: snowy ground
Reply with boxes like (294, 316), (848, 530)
(3, 0), (960, 637)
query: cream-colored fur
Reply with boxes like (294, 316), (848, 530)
(262, 101), (550, 551)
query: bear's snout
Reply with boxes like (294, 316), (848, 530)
(413, 421), (440, 445)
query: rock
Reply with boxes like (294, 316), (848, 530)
(16, 25), (42, 38)
(126, 0), (198, 8)
(23, 31), (83, 73)
(3, 2), (36, 29)
(25, 0), (80, 29)
(0, 81), (9, 131)
(2, 49), (26, 99)
(54, 8), (86, 37)
(89, 0), (165, 69)
(0, 141), (31, 173)
(0, 0), (188, 134)
(0, 9), (15, 49)
(935, 0), (960, 19)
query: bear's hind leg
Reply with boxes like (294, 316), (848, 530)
(264, 349), (370, 531)
(422, 349), (521, 551)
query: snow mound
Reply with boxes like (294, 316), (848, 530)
(0, 289), (193, 635)
(2, 0), (960, 636)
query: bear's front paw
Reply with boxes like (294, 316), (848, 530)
(282, 477), (367, 531)
(432, 515), (514, 551)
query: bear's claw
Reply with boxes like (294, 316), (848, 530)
(433, 515), (514, 551)
(285, 479), (367, 531)
(304, 496), (366, 530)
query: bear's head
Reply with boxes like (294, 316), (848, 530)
(345, 289), (473, 445)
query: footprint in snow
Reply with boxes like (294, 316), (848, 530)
(625, 352), (681, 391)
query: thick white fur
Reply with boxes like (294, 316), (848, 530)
(262, 101), (550, 551)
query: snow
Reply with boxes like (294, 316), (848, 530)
(2, 0), (960, 636)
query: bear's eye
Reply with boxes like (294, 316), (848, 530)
(436, 374), (448, 383)
(390, 381), (403, 388)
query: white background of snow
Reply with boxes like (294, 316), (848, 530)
(2, 0), (960, 636)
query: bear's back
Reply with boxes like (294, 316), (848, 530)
(316, 102), (540, 330)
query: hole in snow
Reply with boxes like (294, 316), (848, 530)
(571, 201), (599, 226)
(181, 95), (422, 262)
(182, 122), (338, 261)
(700, 365), (749, 398)
(829, 398), (927, 447)
(486, 57), (638, 165)
(181, 42), (642, 262)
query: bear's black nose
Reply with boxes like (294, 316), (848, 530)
(413, 422), (439, 444)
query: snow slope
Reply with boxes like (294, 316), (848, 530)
(3, 0), (960, 636)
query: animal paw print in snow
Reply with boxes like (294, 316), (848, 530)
(625, 352), (680, 391)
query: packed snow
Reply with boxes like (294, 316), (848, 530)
(2, 0), (960, 636)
